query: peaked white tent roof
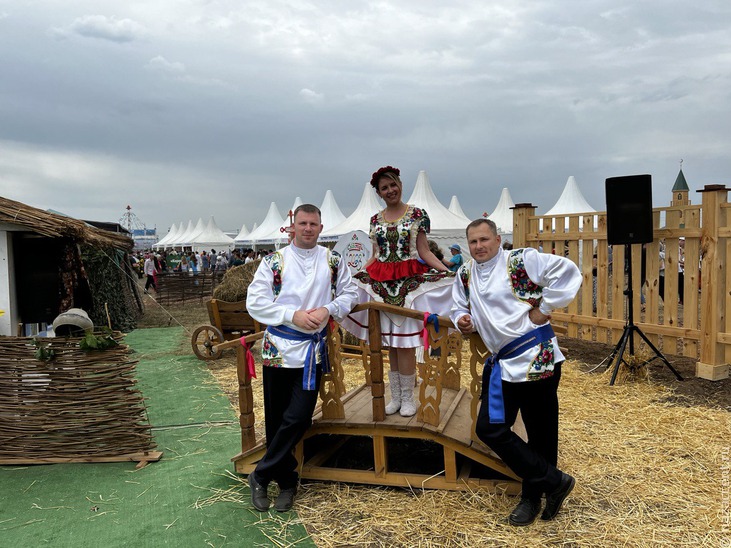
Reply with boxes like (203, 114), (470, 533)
(256, 197), (303, 246)
(544, 176), (596, 215)
(171, 219), (195, 247)
(233, 223), (249, 243)
(238, 202), (286, 246)
(320, 183), (383, 240)
(154, 222), (179, 249)
(406, 170), (470, 257)
(319, 190), (347, 231)
(180, 217), (205, 247)
(407, 171), (471, 231)
(190, 216), (234, 250)
(488, 187), (516, 235)
(448, 196), (471, 223)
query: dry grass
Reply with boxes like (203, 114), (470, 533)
(142, 299), (731, 547)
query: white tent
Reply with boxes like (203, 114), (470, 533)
(191, 216), (234, 251)
(448, 196), (471, 223)
(153, 222), (179, 250)
(178, 217), (205, 248)
(233, 223), (249, 248)
(171, 219), (195, 248)
(542, 176), (597, 233)
(320, 183), (384, 241)
(488, 187), (516, 237)
(406, 170), (471, 257)
(544, 176), (596, 216)
(238, 202), (286, 248)
(256, 197), (302, 247)
(319, 190), (347, 232)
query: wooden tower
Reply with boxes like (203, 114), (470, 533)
(671, 163), (690, 207)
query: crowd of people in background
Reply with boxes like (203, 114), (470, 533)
(128, 248), (273, 294)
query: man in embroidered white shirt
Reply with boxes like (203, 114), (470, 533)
(246, 204), (358, 512)
(450, 218), (582, 526)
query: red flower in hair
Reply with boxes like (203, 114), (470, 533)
(370, 166), (400, 188)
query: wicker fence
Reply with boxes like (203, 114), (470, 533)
(0, 333), (158, 464)
(155, 270), (226, 305)
(511, 184), (730, 381)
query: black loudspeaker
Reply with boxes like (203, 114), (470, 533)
(605, 174), (654, 245)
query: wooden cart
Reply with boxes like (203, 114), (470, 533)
(191, 299), (262, 360)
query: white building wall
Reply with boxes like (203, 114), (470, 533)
(0, 230), (18, 336)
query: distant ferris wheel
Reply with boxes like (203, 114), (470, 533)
(119, 205), (148, 233)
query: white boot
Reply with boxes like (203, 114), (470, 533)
(385, 371), (401, 415)
(399, 373), (417, 417)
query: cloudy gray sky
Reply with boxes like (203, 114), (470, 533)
(1, 1), (730, 236)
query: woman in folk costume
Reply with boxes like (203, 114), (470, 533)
(341, 166), (455, 416)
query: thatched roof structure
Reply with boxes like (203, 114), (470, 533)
(0, 195), (133, 250)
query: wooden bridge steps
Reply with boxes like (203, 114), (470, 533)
(232, 382), (521, 493)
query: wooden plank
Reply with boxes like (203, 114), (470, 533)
(436, 387), (466, 435)
(312, 384), (368, 422)
(0, 451), (163, 465)
(444, 446), (457, 483)
(373, 435), (387, 477)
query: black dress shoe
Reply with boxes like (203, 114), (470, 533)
(274, 486), (297, 512)
(508, 497), (542, 526)
(541, 472), (575, 521)
(249, 474), (270, 511)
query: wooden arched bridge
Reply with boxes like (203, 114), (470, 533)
(214, 302), (539, 494)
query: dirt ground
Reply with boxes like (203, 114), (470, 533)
(561, 336), (731, 411)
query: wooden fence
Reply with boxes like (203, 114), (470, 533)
(511, 184), (730, 381)
(155, 271), (225, 305)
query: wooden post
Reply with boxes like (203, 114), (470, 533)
(235, 345), (257, 451)
(697, 185), (730, 380)
(512, 203), (536, 248)
(368, 308), (386, 421)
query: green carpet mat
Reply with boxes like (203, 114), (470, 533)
(0, 327), (314, 548)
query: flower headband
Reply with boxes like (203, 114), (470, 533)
(370, 166), (401, 188)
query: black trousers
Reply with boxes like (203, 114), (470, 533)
(145, 274), (156, 291)
(475, 363), (563, 501)
(253, 366), (322, 489)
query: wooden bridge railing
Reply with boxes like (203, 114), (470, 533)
(213, 302), (490, 454)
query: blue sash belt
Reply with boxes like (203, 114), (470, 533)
(483, 324), (555, 424)
(266, 324), (329, 391)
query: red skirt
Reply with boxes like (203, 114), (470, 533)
(366, 258), (429, 282)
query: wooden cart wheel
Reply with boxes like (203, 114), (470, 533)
(191, 325), (225, 360)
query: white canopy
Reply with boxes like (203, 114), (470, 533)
(154, 222), (179, 249)
(256, 197), (303, 246)
(233, 223), (249, 244)
(544, 176), (596, 216)
(191, 216), (234, 251)
(179, 217), (205, 248)
(543, 176), (597, 232)
(488, 187), (516, 236)
(320, 183), (384, 241)
(319, 190), (347, 232)
(406, 170), (471, 256)
(238, 202), (286, 247)
(448, 196), (471, 223)
(171, 219), (195, 247)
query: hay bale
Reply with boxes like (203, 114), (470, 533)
(213, 259), (261, 302)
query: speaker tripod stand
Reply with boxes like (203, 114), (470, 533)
(605, 243), (684, 386)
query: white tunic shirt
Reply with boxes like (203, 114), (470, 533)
(246, 243), (358, 368)
(450, 247), (582, 382)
